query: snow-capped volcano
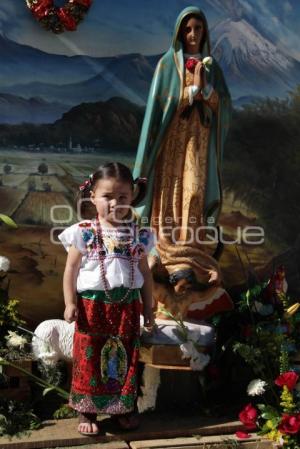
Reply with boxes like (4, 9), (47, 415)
(211, 18), (300, 99)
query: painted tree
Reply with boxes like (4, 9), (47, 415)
(38, 163), (48, 175)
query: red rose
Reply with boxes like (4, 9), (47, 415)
(185, 57), (199, 73)
(31, 0), (53, 20)
(238, 403), (258, 430)
(275, 371), (299, 391)
(278, 414), (300, 435)
(57, 8), (77, 31)
(74, 0), (92, 7)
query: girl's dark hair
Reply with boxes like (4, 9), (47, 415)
(77, 161), (146, 219)
(179, 13), (207, 53)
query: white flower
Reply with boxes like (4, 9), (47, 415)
(0, 256), (10, 272)
(38, 351), (58, 366)
(190, 353), (210, 371)
(247, 378), (267, 396)
(180, 341), (194, 359)
(5, 331), (27, 349)
(203, 56), (213, 70)
(180, 340), (210, 371)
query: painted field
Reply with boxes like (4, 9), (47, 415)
(0, 186), (28, 216)
(0, 225), (66, 327)
(1, 174), (69, 192)
(12, 191), (75, 226)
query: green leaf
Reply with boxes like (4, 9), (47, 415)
(261, 411), (277, 419)
(257, 429), (270, 436)
(43, 387), (55, 396)
(0, 214), (17, 228)
(257, 404), (266, 411)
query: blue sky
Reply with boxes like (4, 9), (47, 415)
(0, 0), (299, 60)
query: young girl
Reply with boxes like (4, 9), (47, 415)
(58, 162), (154, 435)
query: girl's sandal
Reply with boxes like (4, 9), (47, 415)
(116, 412), (140, 430)
(78, 412), (99, 436)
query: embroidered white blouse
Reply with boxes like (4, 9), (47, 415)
(58, 220), (155, 292)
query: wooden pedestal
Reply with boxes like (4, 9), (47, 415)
(139, 344), (191, 370)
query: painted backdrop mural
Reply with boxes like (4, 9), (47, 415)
(0, 0), (299, 326)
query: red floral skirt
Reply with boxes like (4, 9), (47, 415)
(69, 288), (141, 414)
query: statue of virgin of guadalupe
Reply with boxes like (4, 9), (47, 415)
(133, 6), (233, 319)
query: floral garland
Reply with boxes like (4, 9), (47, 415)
(26, 0), (92, 34)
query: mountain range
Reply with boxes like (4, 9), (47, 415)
(0, 16), (300, 124)
(0, 93), (68, 124)
(0, 97), (144, 150)
(211, 19), (300, 99)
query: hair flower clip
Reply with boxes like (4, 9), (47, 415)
(79, 179), (91, 191)
(79, 173), (94, 191)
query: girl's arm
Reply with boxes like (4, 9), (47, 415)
(138, 256), (154, 328)
(63, 245), (82, 323)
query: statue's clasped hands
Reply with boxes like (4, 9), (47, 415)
(194, 60), (207, 90)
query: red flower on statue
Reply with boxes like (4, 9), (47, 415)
(278, 414), (300, 435)
(275, 371), (299, 391)
(238, 403), (258, 430)
(185, 57), (199, 73)
(26, 0), (92, 33)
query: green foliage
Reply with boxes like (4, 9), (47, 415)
(0, 296), (25, 349)
(238, 283), (268, 312)
(53, 404), (77, 420)
(0, 398), (41, 437)
(232, 270), (300, 448)
(37, 360), (63, 387)
(233, 342), (264, 374)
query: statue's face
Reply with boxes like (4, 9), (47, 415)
(181, 17), (204, 54)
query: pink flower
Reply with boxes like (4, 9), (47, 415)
(278, 414), (300, 435)
(238, 403), (258, 430)
(275, 371), (299, 391)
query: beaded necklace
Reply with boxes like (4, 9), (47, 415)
(94, 216), (135, 303)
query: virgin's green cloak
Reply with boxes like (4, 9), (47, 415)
(133, 6), (232, 226)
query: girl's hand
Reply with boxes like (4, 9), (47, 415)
(194, 61), (207, 89)
(143, 312), (157, 335)
(208, 268), (221, 285)
(64, 304), (78, 323)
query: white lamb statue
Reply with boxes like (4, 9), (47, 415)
(32, 319), (75, 365)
